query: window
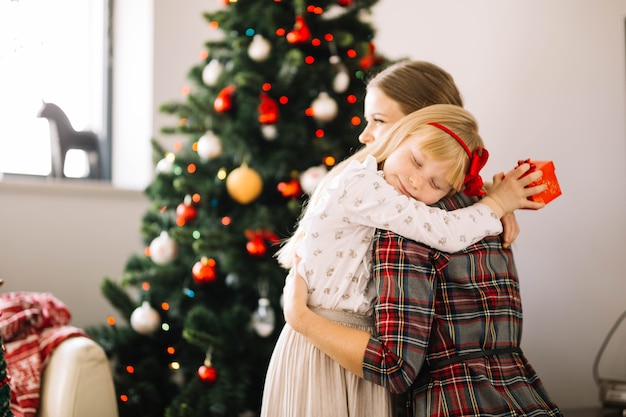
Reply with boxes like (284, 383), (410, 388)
(0, 0), (109, 179)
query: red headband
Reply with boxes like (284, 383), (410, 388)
(427, 122), (488, 197)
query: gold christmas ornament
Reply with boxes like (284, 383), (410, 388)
(226, 163), (263, 204)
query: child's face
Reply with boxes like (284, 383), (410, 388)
(382, 134), (454, 205)
(359, 87), (406, 146)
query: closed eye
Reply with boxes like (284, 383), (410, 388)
(371, 117), (387, 126)
(430, 180), (442, 190)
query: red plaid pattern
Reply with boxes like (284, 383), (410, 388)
(362, 193), (562, 416)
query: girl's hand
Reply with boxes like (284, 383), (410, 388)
(481, 163), (546, 217)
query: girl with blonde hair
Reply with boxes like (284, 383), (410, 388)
(261, 103), (545, 417)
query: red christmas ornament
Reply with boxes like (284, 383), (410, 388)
(197, 364), (218, 385)
(246, 235), (267, 257)
(192, 257), (217, 284)
(286, 15), (311, 44)
(277, 178), (302, 198)
(245, 229), (279, 257)
(214, 85), (236, 112)
(359, 42), (384, 70)
(258, 93), (279, 124)
(338, 0), (353, 5)
(176, 195), (197, 225)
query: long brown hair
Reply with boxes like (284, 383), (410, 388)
(366, 60), (464, 112)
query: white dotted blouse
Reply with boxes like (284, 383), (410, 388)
(294, 155), (501, 315)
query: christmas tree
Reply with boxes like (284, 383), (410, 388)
(88, 1), (390, 416)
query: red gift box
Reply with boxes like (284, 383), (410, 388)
(517, 159), (562, 205)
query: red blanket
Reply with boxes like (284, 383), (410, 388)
(0, 292), (87, 417)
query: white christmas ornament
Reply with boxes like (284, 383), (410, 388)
(149, 231), (178, 265)
(322, 4), (349, 20)
(248, 35), (271, 62)
(130, 301), (161, 335)
(197, 130), (223, 161)
(333, 69), (350, 93)
(311, 92), (338, 122)
(358, 9), (374, 24)
(225, 272), (240, 287)
(261, 124), (277, 141)
(202, 59), (223, 86)
(329, 55), (350, 93)
(156, 153), (175, 174)
(251, 297), (275, 337)
(300, 165), (328, 194)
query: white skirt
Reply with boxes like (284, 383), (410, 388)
(260, 308), (394, 417)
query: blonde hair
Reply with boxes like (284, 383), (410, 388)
(276, 104), (485, 268)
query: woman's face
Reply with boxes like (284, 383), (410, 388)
(382, 134), (454, 205)
(358, 87), (406, 146)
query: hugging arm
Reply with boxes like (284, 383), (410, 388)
(283, 231), (436, 393)
(361, 230), (435, 392)
(282, 268), (371, 377)
(346, 161), (542, 254)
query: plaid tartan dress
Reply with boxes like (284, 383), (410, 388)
(362, 193), (562, 417)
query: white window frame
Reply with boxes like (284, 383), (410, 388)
(0, 0), (110, 180)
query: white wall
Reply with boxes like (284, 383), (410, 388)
(0, 0), (624, 409)
(0, 180), (147, 327)
(371, 0), (626, 408)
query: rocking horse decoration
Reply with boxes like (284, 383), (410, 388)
(37, 102), (102, 179)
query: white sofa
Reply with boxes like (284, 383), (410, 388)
(38, 336), (118, 417)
